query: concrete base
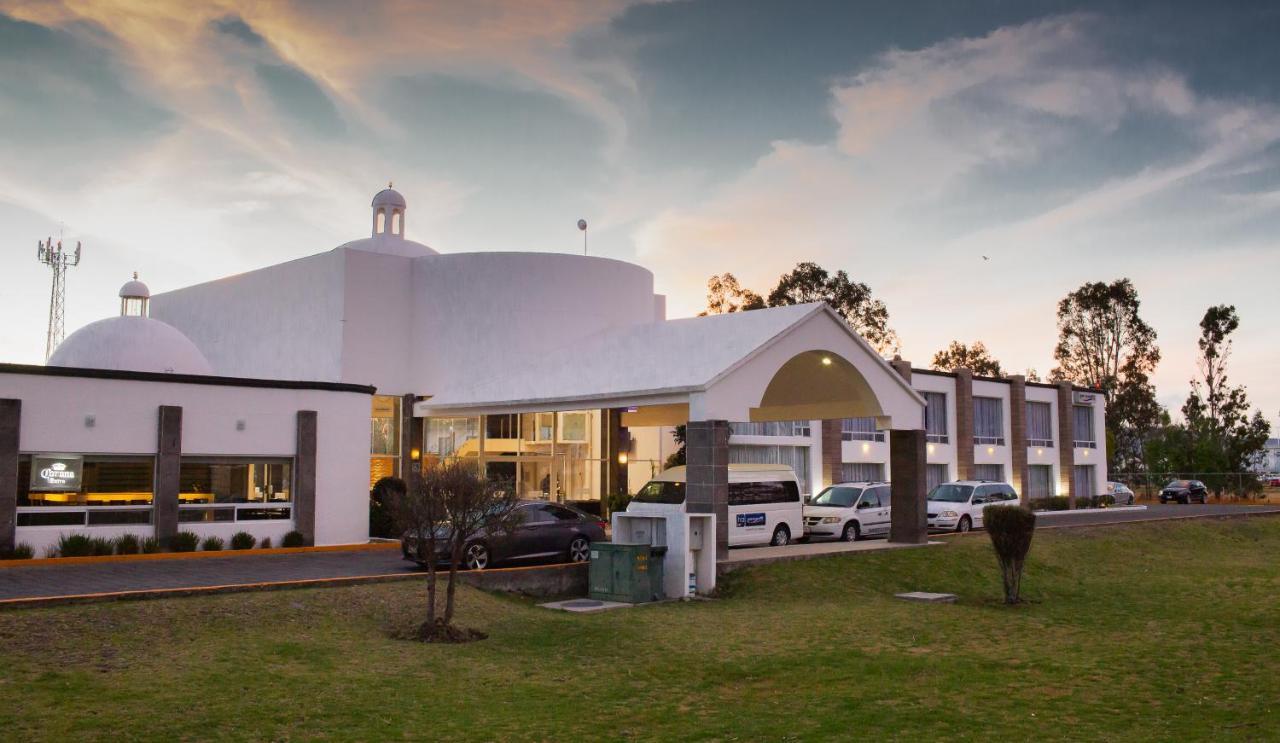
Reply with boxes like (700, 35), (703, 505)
(539, 598), (632, 613)
(895, 591), (957, 603)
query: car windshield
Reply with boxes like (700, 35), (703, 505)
(810, 486), (862, 507)
(928, 484), (973, 503)
(631, 480), (686, 504)
(1166, 480), (1190, 489)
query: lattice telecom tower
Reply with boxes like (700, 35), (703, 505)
(36, 236), (82, 360)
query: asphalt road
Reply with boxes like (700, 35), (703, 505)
(2, 504), (1277, 604)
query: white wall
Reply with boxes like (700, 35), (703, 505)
(150, 251), (347, 382)
(339, 249), (415, 393)
(411, 252), (658, 395)
(2, 370), (371, 555)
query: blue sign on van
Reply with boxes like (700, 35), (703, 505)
(736, 512), (766, 527)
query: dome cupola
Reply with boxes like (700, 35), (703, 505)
(48, 274), (214, 376)
(336, 184), (438, 258)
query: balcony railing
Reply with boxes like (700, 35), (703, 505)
(975, 436), (1005, 446)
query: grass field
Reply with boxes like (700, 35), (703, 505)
(2, 518), (1278, 741)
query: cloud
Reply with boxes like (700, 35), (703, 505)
(633, 13), (1280, 415)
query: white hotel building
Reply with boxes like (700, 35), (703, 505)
(0, 187), (1105, 557)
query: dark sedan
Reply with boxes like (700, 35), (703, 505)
(402, 500), (607, 570)
(1159, 480), (1208, 504)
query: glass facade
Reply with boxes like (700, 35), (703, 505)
(370, 395), (401, 487)
(178, 459), (292, 522)
(16, 455), (154, 526)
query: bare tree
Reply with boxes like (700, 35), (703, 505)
(393, 460), (520, 641)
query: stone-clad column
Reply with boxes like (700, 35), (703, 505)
(1009, 375), (1029, 504)
(954, 368), (975, 480)
(685, 420), (729, 561)
(155, 405), (183, 546)
(888, 428), (927, 544)
(0, 399), (20, 553)
(1057, 382), (1076, 509)
(295, 410), (318, 544)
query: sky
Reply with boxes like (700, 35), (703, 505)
(1, 0), (1278, 427)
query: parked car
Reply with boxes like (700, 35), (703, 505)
(927, 481), (1019, 532)
(1106, 481), (1135, 506)
(629, 464), (803, 547)
(1266, 475), (1280, 488)
(1159, 480), (1208, 504)
(802, 481), (891, 541)
(402, 500), (607, 570)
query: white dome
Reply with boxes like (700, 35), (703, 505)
(49, 316), (214, 375)
(372, 187), (406, 209)
(119, 278), (150, 299)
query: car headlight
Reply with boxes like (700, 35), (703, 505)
(820, 516), (840, 524)
(940, 510), (958, 518)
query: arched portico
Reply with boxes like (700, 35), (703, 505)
(415, 302), (931, 560)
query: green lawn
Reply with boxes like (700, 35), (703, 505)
(2, 518), (1279, 741)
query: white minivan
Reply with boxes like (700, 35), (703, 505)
(627, 464), (804, 547)
(802, 482), (892, 541)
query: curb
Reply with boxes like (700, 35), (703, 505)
(0, 541), (400, 568)
(0, 560), (584, 610)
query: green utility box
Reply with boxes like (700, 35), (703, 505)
(588, 542), (667, 603)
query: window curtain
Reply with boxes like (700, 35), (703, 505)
(840, 462), (884, 483)
(1028, 465), (1053, 498)
(973, 463), (1004, 482)
(1073, 464), (1095, 496)
(1026, 402), (1053, 443)
(926, 464), (949, 492)
(1073, 405), (1095, 443)
(923, 392), (948, 440)
(729, 444), (811, 494)
(974, 397), (1004, 440)
(841, 417), (882, 441)
(730, 421), (809, 437)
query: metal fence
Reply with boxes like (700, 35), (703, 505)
(1111, 472), (1278, 502)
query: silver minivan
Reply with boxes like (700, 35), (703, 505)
(802, 482), (891, 541)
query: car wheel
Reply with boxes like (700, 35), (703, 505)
(1126, 495), (1134, 506)
(957, 516), (972, 533)
(770, 525), (791, 547)
(567, 536), (590, 563)
(842, 522), (860, 542)
(463, 541), (490, 570)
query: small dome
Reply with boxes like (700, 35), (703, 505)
(49, 316), (214, 375)
(372, 186), (406, 209)
(119, 278), (150, 299)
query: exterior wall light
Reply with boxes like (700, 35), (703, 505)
(861, 443), (871, 454)
(617, 452), (629, 465)
(411, 448), (421, 461)
(821, 356), (833, 366)
(84, 414), (95, 428)
(927, 443), (935, 455)
(1037, 448), (1044, 456)
(987, 446), (995, 455)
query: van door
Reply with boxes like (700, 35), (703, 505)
(727, 482), (765, 546)
(870, 486), (892, 535)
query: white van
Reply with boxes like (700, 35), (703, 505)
(627, 464), (803, 547)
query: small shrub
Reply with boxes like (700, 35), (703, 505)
(141, 536), (161, 554)
(90, 537), (115, 556)
(170, 531), (199, 553)
(2, 543), (34, 560)
(984, 505), (1037, 605)
(370, 477), (407, 539)
(281, 530), (306, 548)
(259, 537), (272, 549)
(56, 533), (94, 558)
(230, 531), (256, 550)
(201, 536), (225, 552)
(115, 534), (141, 555)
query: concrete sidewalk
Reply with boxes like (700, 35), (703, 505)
(721, 538), (939, 572)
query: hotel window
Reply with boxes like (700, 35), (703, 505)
(926, 464), (950, 493)
(370, 395), (401, 487)
(1028, 465), (1054, 499)
(178, 459), (292, 522)
(425, 417), (480, 459)
(973, 397), (1005, 445)
(729, 444), (811, 494)
(16, 455), (154, 527)
(841, 462), (884, 483)
(1074, 464), (1097, 497)
(841, 418), (884, 442)
(729, 421), (811, 437)
(922, 392), (949, 443)
(1073, 405), (1096, 448)
(973, 463), (1005, 482)
(1026, 401), (1053, 447)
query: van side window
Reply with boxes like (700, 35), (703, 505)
(858, 489), (879, 508)
(873, 486), (892, 505)
(728, 481), (800, 506)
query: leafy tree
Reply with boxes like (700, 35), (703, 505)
(664, 424), (687, 469)
(702, 273), (764, 315)
(1180, 305), (1271, 494)
(931, 340), (1003, 376)
(1050, 279), (1163, 473)
(701, 262), (900, 355)
(392, 460), (520, 642)
(766, 262), (900, 355)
